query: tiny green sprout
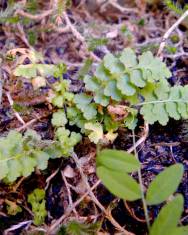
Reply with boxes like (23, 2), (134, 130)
(170, 34), (180, 43)
(28, 189), (47, 225)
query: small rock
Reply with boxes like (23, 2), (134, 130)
(63, 165), (75, 178)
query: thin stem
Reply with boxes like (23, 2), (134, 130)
(135, 99), (188, 107)
(132, 130), (150, 230)
(157, 9), (188, 57)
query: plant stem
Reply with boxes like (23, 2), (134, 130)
(132, 130), (150, 230)
(135, 99), (188, 107)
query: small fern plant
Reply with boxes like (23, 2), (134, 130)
(13, 47), (188, 146)
(66, 48), (188, 143)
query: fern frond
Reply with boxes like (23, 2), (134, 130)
(140, 84), (188, 125)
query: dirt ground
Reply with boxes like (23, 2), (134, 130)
(0, 1), (188, 234)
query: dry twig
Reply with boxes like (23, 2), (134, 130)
(6, 92), (25, 125)
(47, 180), (101, 234)
(61, 171), (78, 217)
(157, 10), (188, 58)
(72, 153), (135, 235)
(63, 12), (101, 62)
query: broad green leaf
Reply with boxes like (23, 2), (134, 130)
(149, 195), (184, 235)
(146, 164), (184, 205)
(171, 226), (188, 235)
(97, 149), (140, 173)
(117, 74), (136, 96)
(97, 166), (141, 201)
(85, 122), (103, 144)
(52, 110), (67, 127)
(74, 94), (97, 120)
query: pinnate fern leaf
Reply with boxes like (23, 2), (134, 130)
(140, 84), (188, 125)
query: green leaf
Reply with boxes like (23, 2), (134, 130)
(74, 94), (97, 120)
(34, 151), (50, 170)
(28, 188), (47, 226)
(120, 48), (137, 67)
(149, 195), (184, 235)
(104, 80), (122, 101)
(94, 91), (110, 106)
(103, 53), (124, 74)
(130, 69), (146, 88)
(21, 156), (37, 177)
(95, 64), (109, 81)
(83, 103), (97, 120)
(146, 164), (184, 205)
(74, 94), (92, 109)
(52, 110), (67, 127)
(171, 226), (188, 235)
(85, 122), (103, 144)
(97, 166), (141, 201)
(84, 75), (100, 92)
(52, 95), (64, 108)
(14, 64), (37, 78)
(0, 160), (8, 180)
(14, 64), (59, 79)
(97, 149), (140, 173)
(153, 103), (169, 125)
(117, 74), (136, 96)
(6, 159), (22, 182)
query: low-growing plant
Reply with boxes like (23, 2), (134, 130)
(12, 47), (188, 149)
(28, 188), (47, 225)
(57, 220), (100, 235)
(96, 149), (188, 235)
(5, 47), (188, 233)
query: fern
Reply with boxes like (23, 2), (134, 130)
(140, 82), (188, 125)
(84, 48), (171, 107)
(12, 48), (188, 146)
(0, 128), (77, 182)
(0, 130), (51, 182)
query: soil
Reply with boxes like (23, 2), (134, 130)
(0, 1), (188, 235)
